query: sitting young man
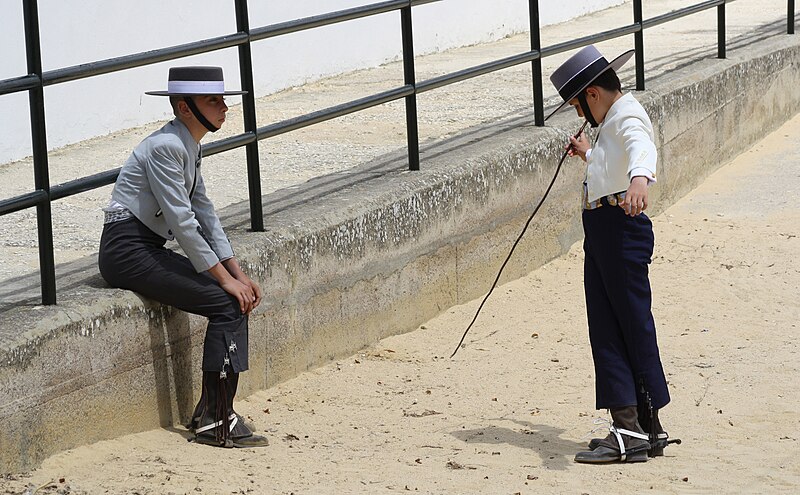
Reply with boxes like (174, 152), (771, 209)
(99, 66), (268, 448)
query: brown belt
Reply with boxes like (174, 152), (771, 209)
(585, 191), (627, 210)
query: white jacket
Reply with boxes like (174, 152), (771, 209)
(585, 92), (657, 203)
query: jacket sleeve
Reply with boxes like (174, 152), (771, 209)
(144, 139), (221, 272)
(620, 116), (657, 182)
(191, 173), (234, 262)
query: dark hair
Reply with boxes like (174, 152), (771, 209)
(588, 69), (622, 93)
(169, 96), (181, 116)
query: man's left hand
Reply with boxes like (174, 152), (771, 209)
(222, 257), (263, 314)
(246, 278), (262, 311)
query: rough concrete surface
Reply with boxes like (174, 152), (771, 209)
(2, 82), (799, 495)
(1, 0), (799, 475)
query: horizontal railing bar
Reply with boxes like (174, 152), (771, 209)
(0, 190), (47, 216)
(4, 1), (449, 93)
(42, 33), (249, 86)
(2, 0), (733, 95)
(541, 23), (641, 58)
(0, 74), (40, 96)
(44, 132), (258, 202)
(0, 0), (757, 220)
(250, 0), (408, 41)
(203, 131), (258, 156)
(47, 132), (259, 200)
(256, 85), (413, 139)
(643, 0), (726, 29)
(418, 50), (540, 93)
(250, 0), (444, 41)
(50, 170), (119, 201)
(417, 25), (640, 95)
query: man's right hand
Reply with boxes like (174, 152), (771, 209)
(567, 134), (590, 162)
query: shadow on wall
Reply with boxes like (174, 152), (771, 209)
(145, 303), (198, 428)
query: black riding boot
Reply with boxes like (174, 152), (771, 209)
(193, 371), (269, 448)
(188, 373), (257, 434)
(639, 405), (671, 457)
(225, 372), (269, 447)
(587, 406), (676, 457)
(187, 387), (207, 432)
(575, 406), (650, 463)
(194, 371), (234, 447)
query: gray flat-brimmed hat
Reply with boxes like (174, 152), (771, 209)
(145, 66), (247, 97)
(545, 45), (633, 120)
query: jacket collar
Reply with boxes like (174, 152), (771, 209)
(602, 92), (634, 124)
(169, 118), (200, 159)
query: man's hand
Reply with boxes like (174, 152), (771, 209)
(567, 133), (590, 162)
(620, 176), (649, 216)
(237, 275), (262, 313)
(209, 258), (263, 315)
(219, 277), (256, 315)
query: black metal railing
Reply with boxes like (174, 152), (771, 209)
(0, 0), (796, 305)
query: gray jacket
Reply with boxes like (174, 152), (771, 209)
(111, 119), (234, 272)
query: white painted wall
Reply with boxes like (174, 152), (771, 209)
(0, 0), (624, 165)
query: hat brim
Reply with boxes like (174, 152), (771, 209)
(145, 90), (248, 96)
(544, 49), (635, 121)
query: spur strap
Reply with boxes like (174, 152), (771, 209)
(195, 413), (238, 434)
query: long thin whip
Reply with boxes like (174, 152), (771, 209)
(450, 120), (589, 358)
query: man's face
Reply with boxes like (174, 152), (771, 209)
(567, 86), (608, 124)
(192, 95), (228, 127)
(568, 97), (585, 118)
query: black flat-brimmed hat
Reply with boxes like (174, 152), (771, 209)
(145, 66), (247, 97)
(545, 45), (634, 120)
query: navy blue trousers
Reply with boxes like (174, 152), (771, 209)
(98, 217), (248, 373)
(582, 202), (670, 410)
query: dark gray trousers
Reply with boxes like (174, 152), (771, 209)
(99, 217), (248, 373)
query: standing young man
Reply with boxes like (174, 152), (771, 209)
(99, 66), (268, 448)
(546, 46), (674, 463)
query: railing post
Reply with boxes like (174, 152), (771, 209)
(718, 2), (726, 58)
(790, 0), (796, 34)
(528, 0), (545, 126)
(401, 3), (420, 171)
(23, 0), (56, 305)
(633, 0), (645, 90)
(234, 0), (264, 232)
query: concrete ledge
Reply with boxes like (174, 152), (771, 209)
(2, 34), (799, 472)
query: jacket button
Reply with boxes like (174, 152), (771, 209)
(168, 230), (173, 236)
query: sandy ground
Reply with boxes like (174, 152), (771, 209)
(2, 96), (799, 495)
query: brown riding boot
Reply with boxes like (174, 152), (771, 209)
(575, 406), (650, 463)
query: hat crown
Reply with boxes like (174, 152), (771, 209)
(145, 65), (246, 96)
(168, 66), (224, 83)
(544, 45), (634, 121)
(550, 46), (608, 98)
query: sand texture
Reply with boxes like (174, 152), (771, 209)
(2, 93), (798, 495)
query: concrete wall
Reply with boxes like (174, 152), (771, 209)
(0, 0), (623, 164)
(2, 31), (799, 474)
